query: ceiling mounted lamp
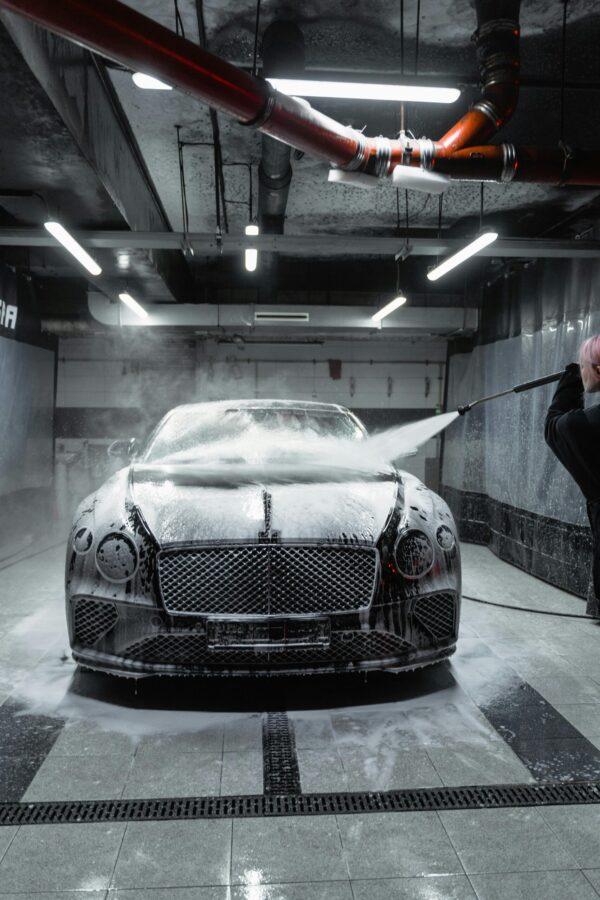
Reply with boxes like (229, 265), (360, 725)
(118, 292), (148, 319)
(373, 256), (408, 323)
(427, 232), (498, 281)
(244, 223), (259, 272)
(372, 294), (407, 322)
(267, 78), (460, 104)
(44, 221), (102, 276)
(132, 72), (172, 90)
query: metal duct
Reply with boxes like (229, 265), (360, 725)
(258, 22), (304, 235)
(3, 0), (600, 186)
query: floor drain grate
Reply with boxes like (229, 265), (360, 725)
(262, 711), (302, 795)
(1, 782), (599, 826)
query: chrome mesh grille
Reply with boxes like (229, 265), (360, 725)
(73, 599), (118, 647)
(412, 592), (456, 642)
(123, 631), (411, 668)
(157, 544), (379, 616)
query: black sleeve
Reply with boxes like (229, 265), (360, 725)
(544, 363), (584, 453)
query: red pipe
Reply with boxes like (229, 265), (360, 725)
(1, 0), (598, 186)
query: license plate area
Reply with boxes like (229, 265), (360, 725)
(206, 618), (331, 650)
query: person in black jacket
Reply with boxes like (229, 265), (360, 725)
(545, 336), (600, 615)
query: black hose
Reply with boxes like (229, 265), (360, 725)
(463, 593), (600, 620)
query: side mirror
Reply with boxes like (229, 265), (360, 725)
(107, 438), (138, 461)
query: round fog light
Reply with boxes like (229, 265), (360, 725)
(73, 526), (93, 554)
(436, 525), (456, 552)
(395, 530), (434, 579)
(95, 532), (138, 582)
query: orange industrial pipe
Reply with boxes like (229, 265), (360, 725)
(1, 0), (598, 185)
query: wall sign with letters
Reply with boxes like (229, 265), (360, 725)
(0, 297), (18, 331)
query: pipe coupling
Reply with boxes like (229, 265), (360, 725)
(473, 99), (499, 126)
(240, 87), (276, 129)
(474, 18), (520, 42)
(373, 136), (392, 178)
(500, 143), (517, 182)
(418, 138), (436, 170)
(343, 130), (369, 171)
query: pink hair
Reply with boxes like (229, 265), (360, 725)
(579, 335), (600, 367)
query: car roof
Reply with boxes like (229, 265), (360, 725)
(170, 399), (353, 415)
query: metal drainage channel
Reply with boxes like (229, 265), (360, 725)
(263, 711), (302, 795)
(1, 782), (600, 827)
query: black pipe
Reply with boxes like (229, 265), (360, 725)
(257, 21), (304, 297)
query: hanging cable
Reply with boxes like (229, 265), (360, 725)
(436, 193), (443, 266)
(252, 0), (261, 78)
(173, 0), (185, 38)
(176, 125), (190, 236)
(479, 181), (484, 231)
(194, 0), (229, 235)
(560, 0), (569, 143)
(414, 0), (421, 74)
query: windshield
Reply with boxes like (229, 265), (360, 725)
(144, 405), (365, 464)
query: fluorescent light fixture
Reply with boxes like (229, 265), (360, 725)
(372, 295), (407, 322)
(132, 72), (172, 90)
(427, 231), (498, 282)
(245, 223), (259, 273)
(117, 252), (130, 270)
(267, 78), (460, 104)
(118, 292), (148, 319)
(44, 221), (102, 276)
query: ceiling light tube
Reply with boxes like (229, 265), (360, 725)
(267, 78), (460, 104)
(372, 295), (407, 322)
(132, 72), (172, 90)
(44, 221), (102, 276)
(427, 232), (498, 282)
(245, 223), (259, 273)
(119, 292), (148, 319)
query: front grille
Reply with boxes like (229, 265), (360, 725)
(123, 631), (411, 669)
(157, 544), (379, 616)
(412, 592), (456, 642)
(73, 599), (118, 647)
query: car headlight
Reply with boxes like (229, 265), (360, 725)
(95, 532), (138, 582)
(436, 525), (456, 552)
(395, 530), (434, 579)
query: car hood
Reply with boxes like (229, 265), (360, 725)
(129, 462), (400, 545)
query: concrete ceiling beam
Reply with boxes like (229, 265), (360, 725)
(1, 229), (600, 260)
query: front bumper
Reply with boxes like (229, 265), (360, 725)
(68, 591), (460, 678)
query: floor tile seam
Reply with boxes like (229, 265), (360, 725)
(105, 818), (129, 892)
(0, 822), (20, 868)
(333, 811), (352, 881)
(582, 869), (600, 899)
(118, 751), (140, 801)
(421, 745), (447, 787)
(465, 871), (481, 899)
(430, 808), (469, 878)
(536, 804), (597, 869)
(228, 803), (234, 888)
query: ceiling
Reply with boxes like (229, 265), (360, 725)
(0, 0), (599, 312)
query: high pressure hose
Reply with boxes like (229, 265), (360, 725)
(463, 595), (600, 620)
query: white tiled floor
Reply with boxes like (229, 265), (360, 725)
(1, 543), (600, 897)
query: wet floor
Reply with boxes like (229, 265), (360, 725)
(0, 542), (599, 897)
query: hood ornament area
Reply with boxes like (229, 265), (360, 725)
(258, 489), (280, 543)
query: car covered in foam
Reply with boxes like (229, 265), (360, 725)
(66, 399), (461, 677)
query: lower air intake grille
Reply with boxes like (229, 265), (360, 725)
(412, 592), (456, 642)
(73, 599), (118, 647)
(157, 544), (379, 616)
(123, 631), (411, 669)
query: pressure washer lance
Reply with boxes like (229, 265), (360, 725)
(457, 370), (566, 415)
